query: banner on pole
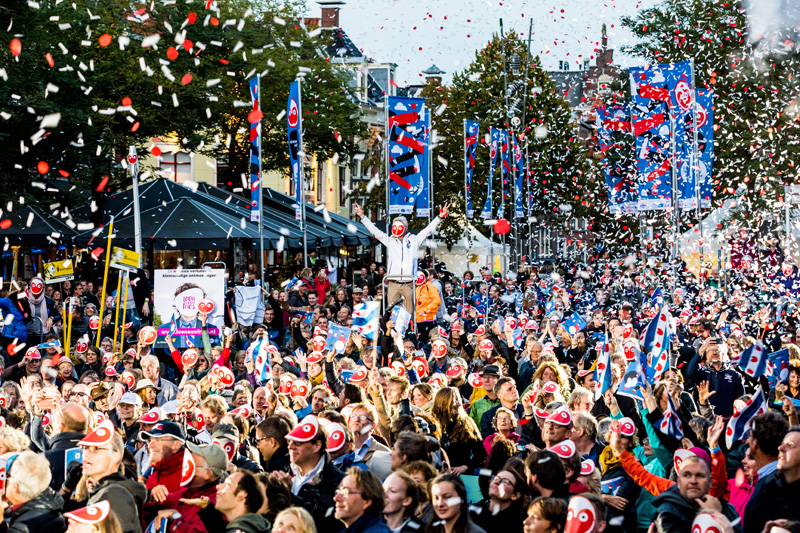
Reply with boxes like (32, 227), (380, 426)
(153, 269), (225, 349)
(631, 95), (672, 211)
(387, 96), (429, 215)
(498, 130), (509, 218)
(596, 103), (637, 214)
(416, 110), (431, 218)
(248, 77), (261, 222)
(512, 134), (525, 219)
(479, 128), (500, 219)
(287, 80), (302, 220)
(465, 120), (479, 219)
(43, 259), (74, 284)
(110, 247), (141, 272)
(695, 88), (714, 208)
(630, 61), (696, 209)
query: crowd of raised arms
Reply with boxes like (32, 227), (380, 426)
(1, 226), (800, 533)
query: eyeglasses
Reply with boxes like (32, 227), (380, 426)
(69, 392), (88, 398)
(335, 487), (362, 498)
(255, 436), (272, 444)
(491, 476), (515, 488)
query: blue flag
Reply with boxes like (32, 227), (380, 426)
(617, 347), (649, 401)
(498, 130), (509, 218)
(416, 109), (431, 217)
(658, 393), (684, 440)
(512, 134), (525, 219)
(562, 313), (587, 337)
(726, 386), (767, 448)
(695, 88), (714, 208)
(324, 323), (351, 355)
(388, 96), (428, 215)
(250, 77), (262, 222)
(465, 120), (479, 219)
(767, 348), (790, 387)
(287, 80), (302, 219)
(595, 102), (636, 214)
(594, 338), (612, 401)
(480, 128), (501, 219)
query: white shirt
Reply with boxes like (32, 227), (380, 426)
(290, 454), (326, 495)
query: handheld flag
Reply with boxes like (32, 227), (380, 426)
(731, 341), (767, 379)
(617, 347), (649, 401)
(658, 393), (684, 440)
(593, 338), (612, 401)
(352, 302), (381, 340)
(725, 386), (768, 448)
(390, 305), (412, 337)
(766, 349), (790, 387)
(562, 313), (587, 337)
(324, 323), (351, 355)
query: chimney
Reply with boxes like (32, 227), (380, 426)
(318, 0), (345, 29)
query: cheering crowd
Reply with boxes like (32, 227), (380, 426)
(0, 215), (800, 533)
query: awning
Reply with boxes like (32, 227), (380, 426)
(1, 205), (76, 247)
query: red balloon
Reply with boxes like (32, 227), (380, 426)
(495, 219), (511, 235)
(167, 47), (179, 60)
(98, 34), (113, 47)
(37, 161), (49, 174)
(248, 110), (263, 123)
(10, 39), (21, 57)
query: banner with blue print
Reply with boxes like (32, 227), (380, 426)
(387, 96), (429, 215)
(480, 128), (501, 219)
(249, 77), (262, 222)
(695, 88), (714, 208)
(631, 95), (672, 211)
(287, 80), (302, 219)
(416, 110), (431, 218)
(512, 134), (525, 219)
(595, 103), (637, 214)
(498, 130), (510, 218)
(465, 120), (479, 219)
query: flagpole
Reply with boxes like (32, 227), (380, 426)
(112, 272), (123, 353)
(670, 108), (679, 288)
(118, 271), (130, 352)
(297, 76), (308, 270)
(691, 59), (703, 271)
(463, 118), (468, 314)
(96, 216), (113, 347)
(128, 147), (142, 266)
(429, 110), (435, 265)
(258, 74), (265, 287)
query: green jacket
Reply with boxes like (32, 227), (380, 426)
(469, 396), (499, 428)
(226, 513), (271, 533)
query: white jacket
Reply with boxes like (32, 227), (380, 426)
(361, 216), (441, 281)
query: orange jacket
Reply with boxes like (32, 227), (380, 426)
(416, 282), (441, 323)
(619, 449), (729, 499)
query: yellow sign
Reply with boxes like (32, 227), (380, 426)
(110, 247), (141, 272)
(43, 258), (74, 284)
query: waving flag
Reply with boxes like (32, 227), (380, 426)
(250, 77), (263, 222)
(731, 341), (767, 379)
(387, 96), (429, 215)
(563, 313), (587, 337)
(480, 128), (501, 219)
(498, 130), (509, 218)
(725, 386), (768, 448)
(352, 302), (381, 340)
(695, 88), (714, 208)
(651, 287), (664, 307)
(324, 323), (351, 355)
(465, 120), (479, 219)
(618, 347), (649, 401)
(287, 80), (302, 219)
(593, 338), (612, 401)
(658, 393), (684, 440)
(766, 348), (790, 387)
(416, 110), (431, 218)
(512, 134), (525, 219)
(642, 310), (671, 376)
(390, 305), (413, 337)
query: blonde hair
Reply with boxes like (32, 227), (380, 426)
(0, 427), (30, 452)
(274, 507), (317, 533)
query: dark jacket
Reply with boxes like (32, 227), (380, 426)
(341, 512), (392, 533)
(653, 485), (740, 533)
(226, 513), (271, 533)
(88, 472), (147, 533)
(233, 452), (263, 473)
(4, 487), (66, 533)
(263, 446), (292, 474)
(292, 454), (346, 533)
(43, 431), (85, 491)
(471, 499), (525, 533)
(743, 470), (800, 533)
(601, 462), (640, 533)
(686, 361), (744, 417)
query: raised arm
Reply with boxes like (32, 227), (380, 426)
(355, 203), (389, 246)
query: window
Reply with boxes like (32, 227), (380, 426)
(339, 167), (347, 207)
(160, 151), (192, 182)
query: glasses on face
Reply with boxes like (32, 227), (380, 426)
(496, 416), (512, 423)
(491, 476), (515, 488)
(335, 487), (362, 498)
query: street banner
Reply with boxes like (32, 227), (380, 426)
(287, 80), (302, 220)
(695, 88), (714, 208)
(498, 130), (509, 218)
(110, 247), (140, 272)
(630, 60), (697, 209)
(43, 258), (74, 284)
(153, 269), (225, 349)
(512, 134), (525, 219)
(249, 77), (261, 222)
(416, 109), (432, 218)
(387, 96), (429, 215)
(595, 103), (637, 214)
(480, 128), (501, 219)
(631, 95), (672, 211)
(465, 120), (479, 219)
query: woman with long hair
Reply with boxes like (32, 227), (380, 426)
(431, 387), (485, 474)
(425, 474), (486, 533)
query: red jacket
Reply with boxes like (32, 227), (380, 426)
(160, 482), (223, 533)
(619, 449), (729, 499)
(145, 448), (185, 492)
(311, 277), (331, 302)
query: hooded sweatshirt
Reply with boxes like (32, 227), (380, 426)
(652, 484), (739, 533)
(88, 472), (147, 533)
(225, 513), (271, 533)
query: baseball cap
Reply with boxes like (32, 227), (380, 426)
(118, 392), (143, 406)
(186, 441), (229, 479)
(139, 421), (186, 442)
(211, 423), (239, 443)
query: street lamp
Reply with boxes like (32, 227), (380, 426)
(509, 53), (521, 76)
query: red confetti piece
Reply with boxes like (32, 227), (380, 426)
(219, 59), (229, 65)
(205, 0), (213, 7)
(151, 146), (162, 156)
(131, 122), (140, 131)
(183, 39), (193, 50)
(0, 220), (11, 230)
(99, 34), (113, 47)
(90, 248), (105, 260)
(10, 38), (21, 57)
(167, 47), (179, 60)
(494, 219), (510, 235)
(210, 17), (219, 26)
(95, 175), (109, 192)
(58, 170), (69, 177)
(181, 73), (193, 85)
(248, 110), (263, 123)
(187, 13), (197, 24)
(45, 53), (54, 67)
(122, 96), (132, 106)
(37, 161), (49, 174)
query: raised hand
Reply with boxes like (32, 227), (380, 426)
(353, 203), (364, 218)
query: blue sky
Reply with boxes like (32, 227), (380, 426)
(334, 0), (659, 84)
